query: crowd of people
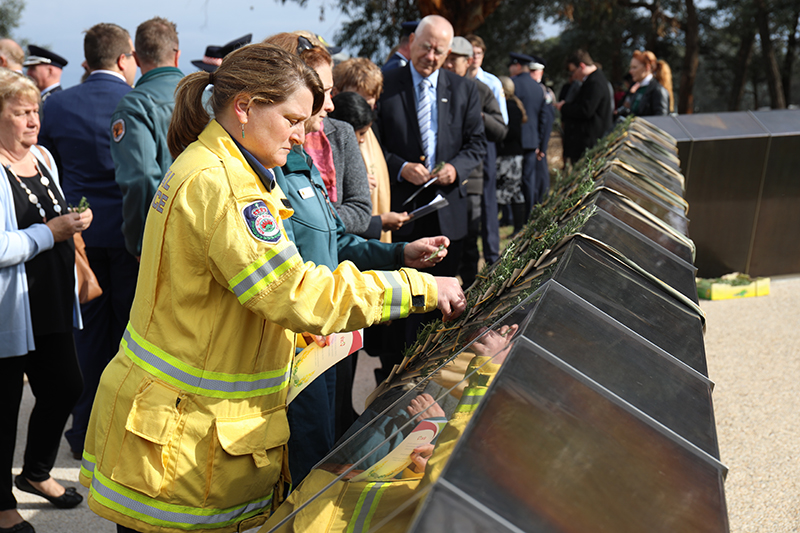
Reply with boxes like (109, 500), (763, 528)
(0, 15), (674, 533)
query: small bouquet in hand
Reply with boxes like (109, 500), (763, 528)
(69, 196), (91, 213)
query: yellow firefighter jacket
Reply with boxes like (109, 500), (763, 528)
(79, 120), (438, 533)
(260, 356), (501, 533)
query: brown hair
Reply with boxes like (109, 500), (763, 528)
(567, 49), (594, 68)
(332, 58), (383, 100)
(632, 50), (674, 112)
(135, 17), (178, 67)
(84, 23), (132, 71)
(465, 34), (485, 53)
(0, 68), (40, 111)
(167, 43), (324, 158)
(263, 32), (332, 70)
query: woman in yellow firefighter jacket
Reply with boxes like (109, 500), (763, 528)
(78, 44), (467, 533)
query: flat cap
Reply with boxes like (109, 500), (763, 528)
(450, 36), (474, 57)
(23, 45), (68, 69)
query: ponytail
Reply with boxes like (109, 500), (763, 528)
(654, 59), (674, 113)
(168, 71), (213, 159)
(166, 43), (324, 159)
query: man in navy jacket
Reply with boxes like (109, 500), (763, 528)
(39, 22), (138, 459)
(509, 52), (545, 221)
(374, 15), (486, 278)
(373, 14), (485, 380)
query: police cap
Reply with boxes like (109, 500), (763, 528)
(23, 45), (68, 69)
(508, 52), (535, 67)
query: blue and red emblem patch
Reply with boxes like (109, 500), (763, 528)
(242, 201), (282, 243)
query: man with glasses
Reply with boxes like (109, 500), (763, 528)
(373, 15), (486, 380)
(39, 22), (140, 462)
(110, 17), (183, 259)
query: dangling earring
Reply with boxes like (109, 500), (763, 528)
(241, 122), (245, 139)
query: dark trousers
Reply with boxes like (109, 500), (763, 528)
(520, 149), (538, 222)
(378, 216), (465, 383)
(0, 332), (83, 510)
(334, 355), (358, 442)
(536, 153), (550, 204)
(459, 194), (482, 289)
(287, 366), (336, 486)
(66, 246), (138, 454)
(480, 142), (500, 265)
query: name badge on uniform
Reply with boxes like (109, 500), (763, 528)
(242, 201), (282, 243)
(298, 186), (315, 200)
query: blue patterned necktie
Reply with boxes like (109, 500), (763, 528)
(417, 78), (434, 171)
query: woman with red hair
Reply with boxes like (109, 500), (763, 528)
(618, 50), (672, 117)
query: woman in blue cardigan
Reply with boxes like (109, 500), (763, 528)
(0, 69), (93, 533)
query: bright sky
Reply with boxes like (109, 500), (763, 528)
(15, 0), (347, 89)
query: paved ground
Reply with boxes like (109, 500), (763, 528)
(12, 278), (798, 532)
(701, 276), (800, 532)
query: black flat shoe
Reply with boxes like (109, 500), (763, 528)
(13, 476), (83, 509)
(0, 520), (35, 533)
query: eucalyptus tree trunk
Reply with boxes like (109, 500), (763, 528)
(754, 0), (786, 108)
(678, 0), (699, 113)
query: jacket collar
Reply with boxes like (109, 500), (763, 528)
(198, 120), (274, 198)
(283, 145), (313, 175)
(136, 66), (184, 86)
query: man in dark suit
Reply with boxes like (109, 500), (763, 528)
(375, 15), (486, 276)
(23, 45), (68, 101)
(555, 49), (613, 161)
(38, 23), (138, 460)
(509, 52), (545, 221)
(372, 15), (485, 378)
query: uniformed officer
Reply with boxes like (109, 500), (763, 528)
(508, 52), (545, 220)
(382, 21), (418, 72)
(23, 45), (68, 101)
(110, 17), (183, 258)
(529, 55), (556, 204)
(190, 33), (252, 72)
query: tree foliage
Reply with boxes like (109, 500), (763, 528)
(284, 0), (800, 110)
(0, 0), (24, 37)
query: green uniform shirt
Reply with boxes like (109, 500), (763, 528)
(110, 66), (184, 256)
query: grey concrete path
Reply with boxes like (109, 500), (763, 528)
(701, 276), (800, 532)
(12, 278), (798, 532)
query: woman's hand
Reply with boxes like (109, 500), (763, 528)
(46, 212), (84, 242)
(380, 211), (410, 231)
(301, 333), (330, 347)
(367, 173), (378, 191)
(434, 277), (466, 322)
(403, 236), (449, 269)
(409, 444), (435, 473)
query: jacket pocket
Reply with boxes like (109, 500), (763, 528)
(111, 379), (183, 498)
(206, 406), (290, 508)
